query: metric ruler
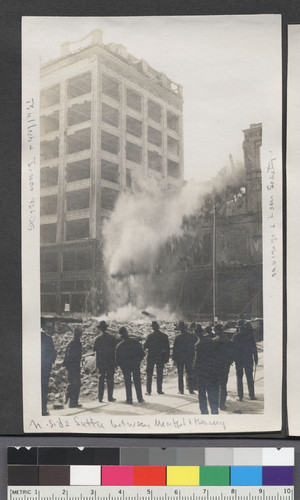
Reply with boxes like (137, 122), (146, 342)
(7, 486), (294, 500)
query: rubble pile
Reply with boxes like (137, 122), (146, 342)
(47, 316), (264, 405)
(48, 319), (178, 404)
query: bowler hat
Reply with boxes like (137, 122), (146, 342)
(214, 324), (223, 333)
(119, 326), (128, 336)
(74, 325), (83, 335)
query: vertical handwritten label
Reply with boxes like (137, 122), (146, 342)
(266, 158), (277, 278)
(25, 97), (38, 231)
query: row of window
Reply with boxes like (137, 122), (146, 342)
(41, 103), (179, 137)
(101, 102), (179, 133)
(42, 158), (130, 186)
(41, 280), (91, 292)
(41, 219), (90, 244)
(41, 184), (121, 216)
(41, 248), (92, 273)
(40, 72), (180, 130)
(41, 129), (180, 161)
(41, 293), (87, 314)
(41, 155), (179, 193)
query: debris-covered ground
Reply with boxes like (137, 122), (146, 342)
(47, 310), (264, 410)
(48, 317), (178, 405)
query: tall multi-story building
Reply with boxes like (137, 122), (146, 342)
(40, 30), (184, 314)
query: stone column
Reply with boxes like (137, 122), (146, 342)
(119, 79), (127, 190)
(178, 111), (184, 182)
(142, 94), (148, 180)
(162, 106), (168, 181)
(90, 58), (100, 240)
(56, 79), (67, 244)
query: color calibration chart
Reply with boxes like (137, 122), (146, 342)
(7, 448), (294, 500)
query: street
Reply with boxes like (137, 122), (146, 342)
(48, 353), (264, 417)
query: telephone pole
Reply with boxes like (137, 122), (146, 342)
(212, 205), (217, 324)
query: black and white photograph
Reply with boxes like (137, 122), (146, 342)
(22, 15), (282, 433)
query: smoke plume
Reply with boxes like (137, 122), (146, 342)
(96, 304), (179, 324)
(102, 162), (245, 278)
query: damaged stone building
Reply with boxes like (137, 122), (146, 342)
(182, 123), (263, 318)
(40, 30), (184, 314)
(146, 123), (263, 319)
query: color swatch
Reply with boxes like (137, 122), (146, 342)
(70, 466), (101, 486)
(133, 466), (166, 486)
(8, 447), (294, 466)
(167, 466), (199, 486)
(200, 466), (230, 486)
(7, 465), (294, 486)
(7, 447), (294, 487)
(231, 466), (262, 486)
(102, 466), (134, 486)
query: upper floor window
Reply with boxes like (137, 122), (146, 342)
(67, 72), (92, 99)
(126, 88), (142, 112)
(148, 100), (161, 123)
(102, 74), (120, 101)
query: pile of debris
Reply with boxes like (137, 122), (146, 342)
(47, 315), (264, 406)
(48, 318), (178, 405)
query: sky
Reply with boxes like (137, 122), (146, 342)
(23, 15), (281, 182)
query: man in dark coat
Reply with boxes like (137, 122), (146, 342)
(215, 323), (234, 410)
(41, 318), (56, 416)
(63, 325), (83, 408)
(144, 321), (170, 395)
(115, 327), (145, 404)
(195, 324), (203, 340)
(193, 326), (222, 414)
(233, 319), (258, 401)
(173, 321), (197, 394)
(93, 320), (117, 402)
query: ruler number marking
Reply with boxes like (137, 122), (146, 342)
(7, 487), (294, 500)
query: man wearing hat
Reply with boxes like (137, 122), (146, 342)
(93, 320), (117, 402)
(115, 327), (145, 404)
(173, 321), (197, 394)
(144, 321), (170, 395)
(193, 325), (222, 414)
(214, 323), (234, 410)
(195, 324), (204, 340)
(63, 325), (83, 408)
(233, 319), (258, 401)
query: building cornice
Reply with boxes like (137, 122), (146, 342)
(41, 44), (183, 111)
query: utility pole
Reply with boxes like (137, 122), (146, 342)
(212, 205), (217, 324)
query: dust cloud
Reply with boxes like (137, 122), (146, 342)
(102, 162), (245, 278)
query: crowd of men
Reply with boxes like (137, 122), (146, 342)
(41, 317), (259, 416)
